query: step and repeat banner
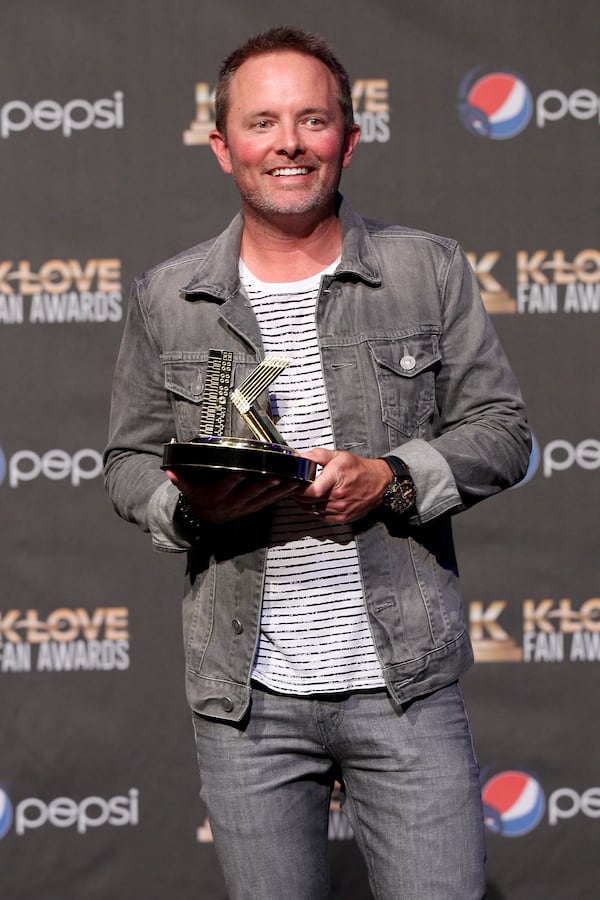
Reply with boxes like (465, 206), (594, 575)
(1, 2), (598, 898)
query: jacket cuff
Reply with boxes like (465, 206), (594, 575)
(390, 439), (462, 524)
(147, 479), (191, 552)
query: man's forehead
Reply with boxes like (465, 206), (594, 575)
(231, 50), (334, 88)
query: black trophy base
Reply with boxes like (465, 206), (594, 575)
(162, 436), (317, 483)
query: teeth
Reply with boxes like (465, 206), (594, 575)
(271, 167), (309, 176)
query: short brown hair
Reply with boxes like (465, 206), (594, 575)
(214, 26), (355, 137)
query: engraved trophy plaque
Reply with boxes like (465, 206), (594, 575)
(162, 349), (317, 482)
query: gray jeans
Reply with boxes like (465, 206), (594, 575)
(192, 681), (486, 899)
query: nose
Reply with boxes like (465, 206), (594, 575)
(276, 122), (305, 158)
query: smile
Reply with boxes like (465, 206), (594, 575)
(269, 167), (311, 176)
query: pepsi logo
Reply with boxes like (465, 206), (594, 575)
(458, 68), (533, 139)
(0, 788), (13, 840)
(482, 770), (545, 836)
(511, 435), (600, 485)
(511, 433), (540, 488)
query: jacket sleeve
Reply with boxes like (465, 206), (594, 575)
(393, 244), (531, 525)
(103, 278), (190, 552)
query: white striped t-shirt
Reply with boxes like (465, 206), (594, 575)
(240, 260), (385, 694)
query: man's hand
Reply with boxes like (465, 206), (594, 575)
(167, 469), (300, 525)
(295, 449), (392, 524)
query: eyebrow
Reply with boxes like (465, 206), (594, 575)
(245, 106), (332, 119)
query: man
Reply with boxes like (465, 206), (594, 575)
(104, 26), (530, 900)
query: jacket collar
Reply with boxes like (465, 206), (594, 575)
(180, 194), (381, 300)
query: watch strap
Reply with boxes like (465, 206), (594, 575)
(379, 455), (416, 514)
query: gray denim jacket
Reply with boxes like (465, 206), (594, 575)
(104, 196), (530, 721)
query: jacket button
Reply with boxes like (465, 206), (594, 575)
(221, 697), (234, 713)
(231, 618), (243, 634)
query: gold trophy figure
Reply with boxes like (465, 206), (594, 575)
(162, 349), (316, 483)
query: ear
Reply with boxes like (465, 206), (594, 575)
(209, 129), (233, 174)
(341, 123), (361, 169)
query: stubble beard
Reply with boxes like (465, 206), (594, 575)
(232, 160), (343, 222)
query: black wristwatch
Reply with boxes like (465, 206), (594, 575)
(379, 456), (416, 515)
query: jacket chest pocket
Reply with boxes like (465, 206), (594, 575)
(161, 352), (258, 441)
(367, 334), (440, 438)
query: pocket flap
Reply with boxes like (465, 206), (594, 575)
(161, 355), (206, 402)
(368, 334), (440, 378)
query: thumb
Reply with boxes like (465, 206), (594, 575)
(301, 447), (336, 466)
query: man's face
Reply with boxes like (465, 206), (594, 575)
(209, 51), (360, 222)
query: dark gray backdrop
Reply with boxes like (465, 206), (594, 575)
(1, 1), (598, 897)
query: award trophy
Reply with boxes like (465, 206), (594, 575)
(162, 349), (317, 483)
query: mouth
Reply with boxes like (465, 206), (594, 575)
(268, 166), (312, 177)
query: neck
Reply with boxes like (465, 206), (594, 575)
(239, 206), (342, 282)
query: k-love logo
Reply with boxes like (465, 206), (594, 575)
(470, 596), (600, 664)
(481, 769), (600, 837)
(466, 248), (600, 315)
(183, 79), (390, 145)
(0, 92), (124, 139)
(0, 607), (130, 673)
(457, 67), (600, 139)
(0, 785), (139, 838)
(351, 79), (390, 143)
(0, 258), (122, 325)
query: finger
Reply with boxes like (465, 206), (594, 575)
(301, 447), (335, 466)
(299, 460), (342, 502)
(225, 478), (301, 518)
(166, 468), (185, 489)
(233, 476), (285, 501)
(168, 468), (245, 496)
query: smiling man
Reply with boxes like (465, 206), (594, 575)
(209, 49), (358, 235)
(104, 26), (530, 900)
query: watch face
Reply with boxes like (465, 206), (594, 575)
(383, 477), (416, 514)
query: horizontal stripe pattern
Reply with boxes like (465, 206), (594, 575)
(240, 261), (384, 694)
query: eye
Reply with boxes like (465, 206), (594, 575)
(253, 119), (272, 130)
(305, 116), (325, 127)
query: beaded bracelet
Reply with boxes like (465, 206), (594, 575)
(174, 492), (206, 541)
